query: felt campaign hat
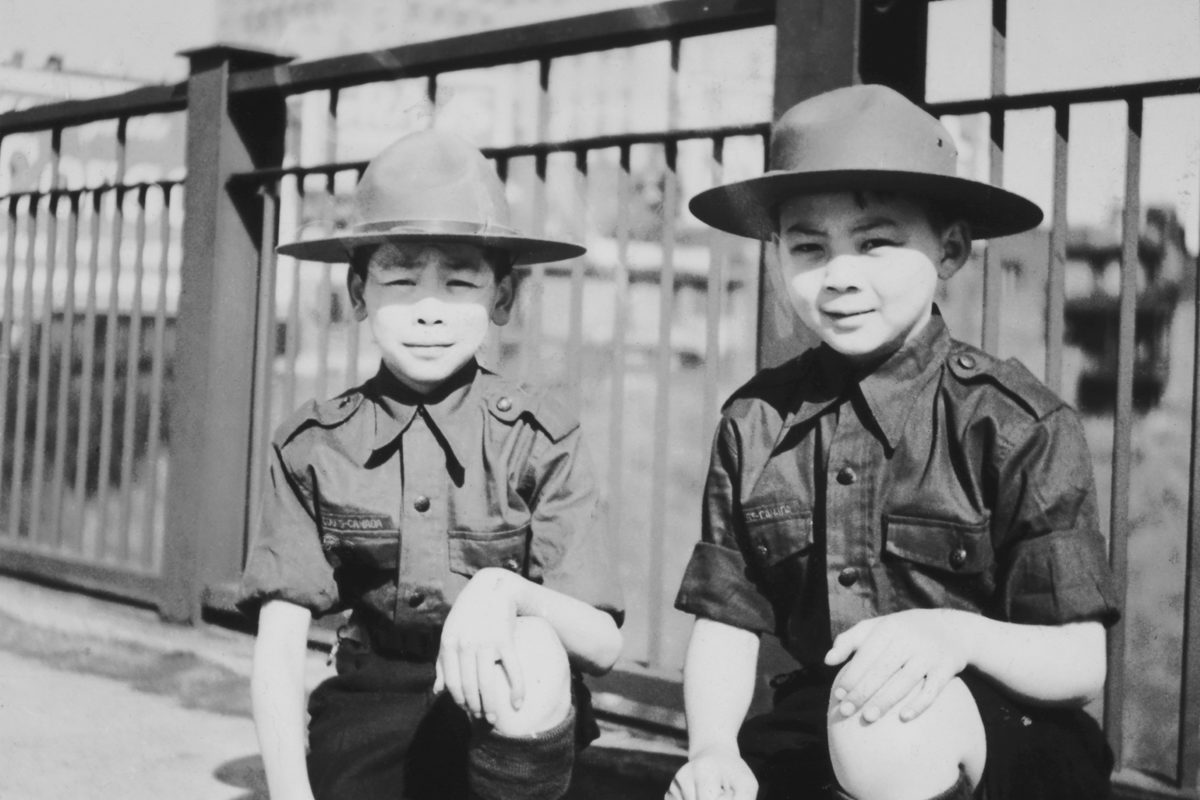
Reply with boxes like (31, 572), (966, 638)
(688, 84), (1043, 241)
(277, 129), (585, 265)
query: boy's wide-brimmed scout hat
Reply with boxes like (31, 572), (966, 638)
(276, 130), (585, 265)
(688, 84), (1043, 241)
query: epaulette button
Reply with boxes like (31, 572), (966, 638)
(496, 396), (513, 412)
(956, 354), (977, 370)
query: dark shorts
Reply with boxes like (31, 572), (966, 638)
(738, 665), (1114, 800)
(306, 647), (599, 800)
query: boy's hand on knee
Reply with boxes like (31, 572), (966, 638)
(434, 568), (526, 724)
(665, 746), (757, 800)
(824, 609), (973, 723)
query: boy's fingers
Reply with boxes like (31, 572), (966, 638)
(498, 643), (525, 709)
(476, 650), (506, 724)
(858, 660), (925, 722)
(433, 659), (444, 695)
(824, 618), (873, 665)
(841, 645), (908, 709)
(900, 666), (953, 721)
(458, 645), (483, 717)
(439, 644), (466, 708)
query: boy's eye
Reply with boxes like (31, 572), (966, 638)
(788, 242), (823, 255)
(447, 280), (480, 289)
(862, 238), (899, 251)
(382, 278), (416, 287)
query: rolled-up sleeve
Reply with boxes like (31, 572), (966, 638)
(675, 417), (775, 634)
(527, 426), (625, 627)
(994, 408), (1120, 627)
(237, 442), (341, 619)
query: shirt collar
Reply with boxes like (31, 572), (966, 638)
(366, 360), (479, 465)
(784, 309), (951, 450)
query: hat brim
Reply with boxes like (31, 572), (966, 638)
(689, 170), (1043, 241)
(276, 231), (586, 266)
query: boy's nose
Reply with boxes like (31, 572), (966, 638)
(822, 255), (863, 292)
(413, 296), (447, 325)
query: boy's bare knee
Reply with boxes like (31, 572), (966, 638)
(827, 676), (985, 800)
(489, 617), (572, 737)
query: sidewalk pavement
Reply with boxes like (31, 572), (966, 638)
(0, 575), (684, 800)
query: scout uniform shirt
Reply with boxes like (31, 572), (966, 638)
(675, 313), (1119, 665)
(239, 360), (623, 660)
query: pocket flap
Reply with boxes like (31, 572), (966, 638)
(448, 524), (532, 578)
(744, 508), (813, 567)
(883, 514), (992, 574)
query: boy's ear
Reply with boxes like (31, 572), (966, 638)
(347, 268), (369, 322)
(936, 220), (971, 280)
(490, 272), (516, 326)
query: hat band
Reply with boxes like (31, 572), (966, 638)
(352, 219), (524, 238)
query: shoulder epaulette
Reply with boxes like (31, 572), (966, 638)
(483, 375), (579, 443)
(946, 342), (1065, 420)
(275, 389), (365, 448)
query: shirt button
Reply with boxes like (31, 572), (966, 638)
(836, 467), (857, 485)
(496, 396), (513, 412)
(502, 557), (521, 572)
(837, 566), (860, 587)
(755, 544), (770, 558)
(408, 592), (425, 607)
(413, 495), (430, 513)
(949, 547), (969, 568)
(956, 354), (977, 370)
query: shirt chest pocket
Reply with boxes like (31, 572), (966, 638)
(448, 523), (537, 580)
(883, 514), (993, 575)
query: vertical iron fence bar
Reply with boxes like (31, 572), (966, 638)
(48, 191), (82, 550)
(248, 183), (281, 569)
(116, 185), (150, 563)
(1044, 105), (1069, 394)
(29, 130), (63, 546)
(565, 149), (588, 416)
(980, 0), (1007, 353)
(73, 190), (104, 556)
(283, 175), (303, 415)
(142, 183), (173, 570)
(344, 167), (363, 388)
(648, 140), (679, 668)
(646, 38), (682, 668)
(9, 194), (41, 540)
(1181, 157), (1200, 790)
(703, 137), (727, 430)
(96, 183), (126, 559)
(1103, 96), (1142, 768)
(315, 171), (334, 402)
(425, 74), (438, 128)
(95, 118), (128, 558)
(607, 144), (632, 599)
(0, 196), (19, 534)
(522, 58), (552, 382)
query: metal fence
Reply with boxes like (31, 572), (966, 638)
(0, 0), (1197, 796)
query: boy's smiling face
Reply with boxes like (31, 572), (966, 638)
(348, 242), (514, 394)
(775, 191), (969, 365)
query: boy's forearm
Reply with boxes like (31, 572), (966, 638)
(959, 613), (1107, 706)
(491, 568), (623, 674)
(252, 601), (316, 800)
(683, 618), (760, 757)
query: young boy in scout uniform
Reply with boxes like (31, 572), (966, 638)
(667, 85), (1119, 800)
(238, 130), (624, 800)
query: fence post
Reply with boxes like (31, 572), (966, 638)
(159, 45), (293, 623)
(758, 0), (931, 369)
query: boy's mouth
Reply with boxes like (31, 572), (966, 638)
(821, 308), (873, 321)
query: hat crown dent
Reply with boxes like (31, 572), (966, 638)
(769, 84), (959, 179)
(352, 130), (512, 231)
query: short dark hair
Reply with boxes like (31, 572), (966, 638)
(348, 244), (516, 283)
(772, 188), (962, 236)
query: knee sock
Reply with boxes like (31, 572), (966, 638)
(468, 708), (577, 800)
